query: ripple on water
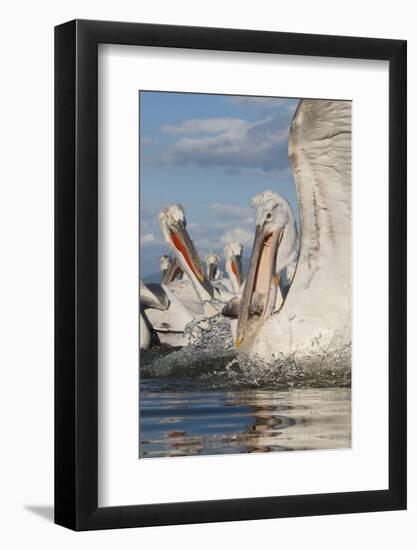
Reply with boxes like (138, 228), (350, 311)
(139, 385), (351, 458)
(139, 316), (351, 458)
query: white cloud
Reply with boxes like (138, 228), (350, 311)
(142, 137), (159, 145)
(181, 202), (256, 254)
(220, 227), (253, 247)
(211, 203), (252, 221)
(228, 96), (299, 112)
(194, 236), (220, 251)
(162, 118), (247, 135)
(141, 233), (156, 245)
(160, 115), (289, 172)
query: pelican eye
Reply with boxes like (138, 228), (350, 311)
(266, 212), (272, 220)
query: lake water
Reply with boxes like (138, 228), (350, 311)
(139, 383), (351, 458)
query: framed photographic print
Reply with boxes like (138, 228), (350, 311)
(55, 20), (406, 530)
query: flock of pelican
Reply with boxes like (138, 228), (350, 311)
(140, 99), (351, 365)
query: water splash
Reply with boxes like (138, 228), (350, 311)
(140, 314), (351, 390)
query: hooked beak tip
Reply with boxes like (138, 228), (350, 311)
(274, 273), (281, 288)
(236, 336), (242, 348)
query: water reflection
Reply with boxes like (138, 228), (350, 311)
(139, 385), (351, 458)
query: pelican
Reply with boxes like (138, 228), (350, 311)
(223, 241), (244, 294)
(214, 241), (244, 341)
(140, 280), (168, 350)
(212, 241), (244, 320)
(159, 205), (235, 316)
(140, 312), (151, 350)
(159, 255), (171, 280)
(160, 254), (183, 284)
(140, 279), (169, 311)
(205, 252), (222, 280)
(140, 279), (194, 348)
(236, 99), (351, 365)
(207, 243), (244, 297)
(235, 190), (299, 340)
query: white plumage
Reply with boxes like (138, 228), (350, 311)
(238, 99), (351, 364)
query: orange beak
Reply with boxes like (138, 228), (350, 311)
(170, 230), (204, 282)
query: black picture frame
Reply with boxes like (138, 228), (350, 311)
(55, 19), (407, 531)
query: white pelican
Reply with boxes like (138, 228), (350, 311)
(205, 252), (222, 280)
(159, 205), (234, 316)
(140, 279), (194, 348)
(235, 190), (299, 340)
(140, 280), (167, 350)
(160, 254), (183, 284)
(212, 241), (244, 319)
(214, 241), (244, 341)
(236, 99), (351, 365)
(140, 312), (151, 350)
(140, 279), (169, 311)
(159, 255), (171, 280)
(207, 243), (244, 298)
(223, 241), (244, 294)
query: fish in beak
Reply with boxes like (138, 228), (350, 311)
(236, 223), (284, 349)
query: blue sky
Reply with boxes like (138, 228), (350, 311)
(140, 91), (300, 279)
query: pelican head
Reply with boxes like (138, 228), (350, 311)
(159, 255), (171, 277)
(205, 252), (221, 280)
(160, 254), (183, 284)
(224, 241), (243, 293)
(236, 190), (299, 349)
(159, 204), (211, 297)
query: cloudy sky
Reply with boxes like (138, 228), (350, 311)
(139, 91), (300, 280)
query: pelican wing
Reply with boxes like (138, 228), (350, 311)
(140, 280), (170, 311)
(288, 99), (351, 293)
(245, 99), (352, 361)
